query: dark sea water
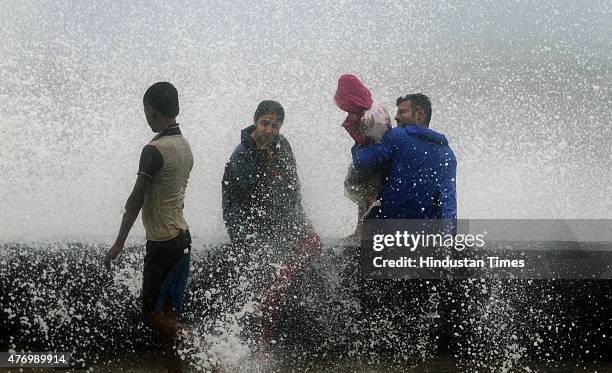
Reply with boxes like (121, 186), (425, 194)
(2, 241), (612, 372)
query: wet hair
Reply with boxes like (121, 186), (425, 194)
(396, 93), (432, 124)
(143, 82), (179, 118)
(254, 100), (285, 123)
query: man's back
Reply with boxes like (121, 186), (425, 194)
(352, 125), (456, 219)
(142, 127), (194, 241)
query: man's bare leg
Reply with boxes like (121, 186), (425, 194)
(145, 300), (183, 373)
(146, 302), (226, 373)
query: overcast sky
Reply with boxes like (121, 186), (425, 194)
(1, 1), (610, 240)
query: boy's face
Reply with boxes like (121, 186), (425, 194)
(252, 113), (282, 147)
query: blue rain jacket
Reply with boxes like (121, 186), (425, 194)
(352, 125), (457, 219)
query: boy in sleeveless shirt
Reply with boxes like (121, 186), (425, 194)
(104, 82), (196, 373)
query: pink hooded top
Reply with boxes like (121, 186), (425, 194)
(334, 74), (373, 114)
(334, 74), (390, 145)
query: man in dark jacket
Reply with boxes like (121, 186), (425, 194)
(352, 93), (457, 219)
(221, 100), (321, 346)
(222, 100), (309, 244)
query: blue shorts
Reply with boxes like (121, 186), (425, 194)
(141, 230), (191, 314)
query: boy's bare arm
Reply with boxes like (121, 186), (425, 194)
(104, 175), (150, 271)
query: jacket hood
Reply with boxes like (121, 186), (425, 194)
(240, 125), (257, 149)
(404, 125), (448, 145)
(334, 74), (373, 114)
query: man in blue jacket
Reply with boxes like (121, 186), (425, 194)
(352, 93), (457, 219)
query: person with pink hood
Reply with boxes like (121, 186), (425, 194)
(334, 74), (392, 239)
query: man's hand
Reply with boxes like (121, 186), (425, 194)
(254, 135), (272, 149)
(104, 243), (124, 271)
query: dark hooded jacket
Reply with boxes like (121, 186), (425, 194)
(352, 125), (457, 219)
(222, 125), (307, 243)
